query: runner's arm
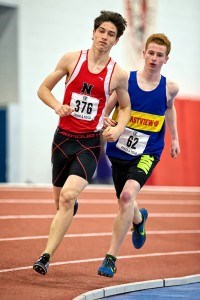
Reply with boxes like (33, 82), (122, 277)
(103, 69), (131, 141)
(165, 79), (180, 158)
(37, 52), (78, 117)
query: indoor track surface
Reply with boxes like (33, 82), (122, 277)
(0, 185), (199, 299)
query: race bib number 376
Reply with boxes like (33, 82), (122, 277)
(70, 92), (99, 121)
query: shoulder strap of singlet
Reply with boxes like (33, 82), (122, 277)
(104, 58), (116, 100)
(65, 50), (87, 88)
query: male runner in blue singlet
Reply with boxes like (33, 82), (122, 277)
(98, 33), (180, 278)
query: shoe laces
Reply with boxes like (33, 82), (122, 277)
(39, 253), (50, 264)
(132, 222), (144, 238)
(103, 256), (116, 269)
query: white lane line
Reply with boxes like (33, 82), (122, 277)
(0, 199), (200, 205)
(0, 184), (199, 192)
(0, 250), (200, 274)
(0, 213), (200, 220)
(0, 199), (55, 203)
(1, 230), (200, 242)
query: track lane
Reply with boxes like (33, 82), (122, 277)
(0, 185), (199, 300)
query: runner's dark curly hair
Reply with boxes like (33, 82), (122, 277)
(94, 10), (127, 39)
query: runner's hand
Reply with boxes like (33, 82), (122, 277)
(102, 125), (123, 142)
(54, 104), (74, 117)
(103, 117), (117, 129)
(170, 140), (180, 158)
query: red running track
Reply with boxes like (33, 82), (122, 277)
(0, 185), (200, 300)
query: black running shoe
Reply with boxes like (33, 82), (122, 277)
(33, 253), (50, 275)
(73, 199), (79, 216)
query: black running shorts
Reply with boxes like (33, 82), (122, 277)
(109, 155), (159, 198)
(52, 128), (101, 187)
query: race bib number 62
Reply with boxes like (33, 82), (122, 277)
(116, 128), (150, 156)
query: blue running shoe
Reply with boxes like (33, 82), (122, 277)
(98, 254), (117, 278)
(132, 208), (148, 249)
(73, 199), (78, 216)
(33, 253), (50, 275)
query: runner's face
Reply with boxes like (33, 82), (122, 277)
(143, 42), (168, 71)
(93, 22), (119, 51)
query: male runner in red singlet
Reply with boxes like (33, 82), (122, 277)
(33, 10), (131, 275)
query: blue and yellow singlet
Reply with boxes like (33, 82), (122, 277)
(106, 71), (168, 160)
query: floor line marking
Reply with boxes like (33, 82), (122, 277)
(0, 199), (200, 205)
(0, 230), (200, 242)
(0, 250), (200, 274)
(0, 213), (200, 220)
(0, 184), (199, 192)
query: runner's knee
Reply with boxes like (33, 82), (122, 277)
(120, 190), (132, 205)
(59, 189), (77, 206)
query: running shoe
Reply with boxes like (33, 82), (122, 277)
(73, 199), (79, 216)
(132, 208), (148, 249)
(98, 254), (117, 278)
(33, 253), (50, 275)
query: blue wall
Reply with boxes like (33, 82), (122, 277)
(0, 108), (7, 182)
